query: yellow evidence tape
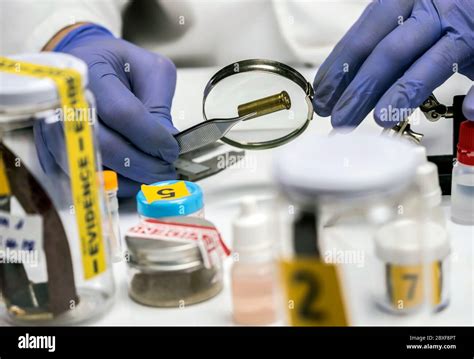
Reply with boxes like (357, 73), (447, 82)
(0, 154), (11, 197)
(0, 56), (107, 279)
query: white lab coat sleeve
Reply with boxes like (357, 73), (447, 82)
(1, 0), (129, 55)
(273, 0), (370, 66)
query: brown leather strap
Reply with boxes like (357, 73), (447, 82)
(0, 143), (78, 315)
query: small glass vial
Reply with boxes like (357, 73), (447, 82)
(451, 120), (474, 225)
(231, 197), (278, 325)
(136, 180), (204, 221)
(103, 171), (122, 262)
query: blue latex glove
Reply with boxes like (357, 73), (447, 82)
(34, 24), (179, 197)
(313, 0), (474, 128)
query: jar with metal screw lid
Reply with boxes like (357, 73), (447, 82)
(125, 216), (226, 307)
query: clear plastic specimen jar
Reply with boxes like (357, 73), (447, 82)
(273, 133), (443, 325)
(125, 217), (225, 307)
(0, 53), (115, 325)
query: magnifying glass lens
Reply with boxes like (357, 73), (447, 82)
(204, 71), (309, 145)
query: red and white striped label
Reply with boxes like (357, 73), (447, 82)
(127, 219), (230, 268)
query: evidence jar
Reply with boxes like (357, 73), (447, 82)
(273, 133), (447, 324)
(0, 53), (115, 325)
(128, 180), (224, 307)
(136, 180), (204, 221)
(125, 217), (225, 307)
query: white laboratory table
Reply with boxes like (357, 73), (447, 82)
(96, 67), (474, 326)
(1, 67), (473, 326)
(96, 146), (473, 326)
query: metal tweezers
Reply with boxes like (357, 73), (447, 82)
(174, 112), (256, 155)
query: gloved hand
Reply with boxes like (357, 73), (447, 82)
(313, 0), (474, 128)
(34, 24), (179, 197)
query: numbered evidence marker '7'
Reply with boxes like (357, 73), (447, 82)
(0, 57), (107, 279)
(280, 210), (349, 326)
(386, 262), (443, 310)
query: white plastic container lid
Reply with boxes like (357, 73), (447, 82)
(411, 145), (442, 207)
(375, 219), (450, 265)
(412, 145), (428, 165)
(0, 53), (88, 110)
(232, 197), (273, 262)
(274, 132), (419, 200)
(416, 162), (442, 208)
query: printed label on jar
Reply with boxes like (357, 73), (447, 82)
(127, 218), (230, 268)
(386, 261), (443, 310)
(0, 210), (42, 265)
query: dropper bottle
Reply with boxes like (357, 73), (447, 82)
(231, 197), (278, 325)
(413, 146), (446, 227)
(451, 120), (474, 225)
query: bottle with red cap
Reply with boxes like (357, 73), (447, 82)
(451, 120), (474, 225)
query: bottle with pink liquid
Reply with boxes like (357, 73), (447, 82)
(231, 198), (279, 325)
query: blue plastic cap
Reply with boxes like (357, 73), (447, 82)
(136, 180), (203, 219)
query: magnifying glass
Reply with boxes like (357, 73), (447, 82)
(174, 59), (314, 154)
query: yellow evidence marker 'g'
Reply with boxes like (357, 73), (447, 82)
(280, 259), (349, 326)
(0, 56), (107, 280)
(141, 181), (191, 203)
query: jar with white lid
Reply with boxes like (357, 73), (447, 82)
(273, 133), (443, 324)
(0, 53), (115, 325)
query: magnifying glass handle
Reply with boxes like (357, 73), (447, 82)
(174, 113), (256, 155)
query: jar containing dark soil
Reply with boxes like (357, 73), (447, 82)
(126, 234), (223, 307)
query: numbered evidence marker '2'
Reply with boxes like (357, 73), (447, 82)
(281, 259), (349, 326)
(280, 210), (349, 326)
(0, 57), (107, 280)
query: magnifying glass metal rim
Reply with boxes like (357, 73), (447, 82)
(202, 59), (314, 150)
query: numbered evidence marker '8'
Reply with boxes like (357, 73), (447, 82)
(280, 210), (349, 326)
(0, 57), (107, 280)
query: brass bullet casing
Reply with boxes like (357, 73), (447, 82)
(238, 91), (291, 119)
